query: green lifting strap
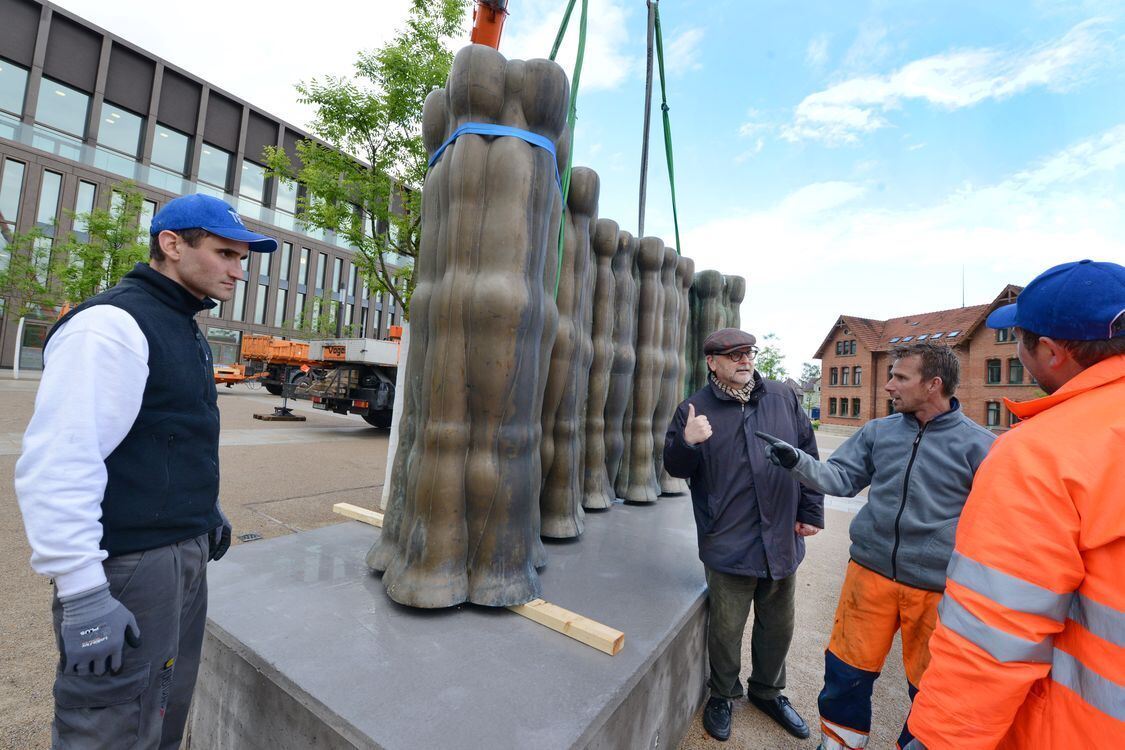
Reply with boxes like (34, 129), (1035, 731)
(653, 4), (682, 256)
(548, 0), (588, 298)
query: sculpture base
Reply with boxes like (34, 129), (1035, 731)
(186, 499), (707, 750)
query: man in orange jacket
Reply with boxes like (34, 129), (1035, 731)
(906, 259), (1125, 749)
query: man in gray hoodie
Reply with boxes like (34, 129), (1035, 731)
(756, 341), (995, 750)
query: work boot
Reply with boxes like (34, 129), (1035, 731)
(702, 696), (732, 741)
(747, 694), (809, 739)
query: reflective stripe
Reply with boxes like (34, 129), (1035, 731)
(1052, 648), (1125, 722)
(939, 595), (1053, 663)
(946, 552), (1071, 622)
(1068, 594), (1125, 648)
(821, 718), (868, 748)
(820, 734), (849, 750)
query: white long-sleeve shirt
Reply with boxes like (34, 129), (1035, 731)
(15, 306), (149, 598)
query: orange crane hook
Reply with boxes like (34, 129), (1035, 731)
(470, 0), (509, 49)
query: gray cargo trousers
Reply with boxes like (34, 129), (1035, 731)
(50, 533), (209, 750)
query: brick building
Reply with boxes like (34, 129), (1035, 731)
(814, 285), (1042, 433)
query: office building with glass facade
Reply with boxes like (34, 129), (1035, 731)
(0, 0), (404, 368)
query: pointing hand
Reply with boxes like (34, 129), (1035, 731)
(754, 430), (800, 470)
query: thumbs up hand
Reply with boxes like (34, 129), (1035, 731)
(684, 403), (713, 445)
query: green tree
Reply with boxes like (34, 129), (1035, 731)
(54, 182), (149, 304)
(800, 362), (820, 384)
(756, 333), (789, 381)
(0, 227), (61, 317)
(264, 0), (466, 320)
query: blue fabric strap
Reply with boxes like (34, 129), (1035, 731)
(427, 123), (562, 192)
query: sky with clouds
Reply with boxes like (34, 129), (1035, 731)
(55, 0), (1125, 375)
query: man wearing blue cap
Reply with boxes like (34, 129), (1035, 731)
(16, 194), (277, 748)
(905, 260), (1125, 749)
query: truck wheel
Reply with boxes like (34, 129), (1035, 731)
(362, 410), (393, 429)
(265, 383), (283, 396)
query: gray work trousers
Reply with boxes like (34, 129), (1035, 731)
(51, 533), (210, 750)
(705, 566), (797, 701)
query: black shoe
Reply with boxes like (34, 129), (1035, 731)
(747, 694), (809, 739)
(702, 696), (732, 741)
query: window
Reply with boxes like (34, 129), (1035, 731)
(850, 340), (857, 355)
(240, 160), (266, 204)
(294, 292), (306, 326)
(276, 178), (298, 214)
(151, 124), (190, 174)
(258, 251), (272, 281)
(278, 242), (292, 282)
(253, 284), (268, 325)
(298, 247), (310, 285)
(98, 102), (143, 156)
(35, 78), (89, 138)
(852, 398), (861, 418)
(946, 330), (960, 338)
(887, 399), (895, 415)
(0, 159), (27, 244)
(316, 252), (327, 291)
(331, 257), (343, 297)
(901, 336), (914, 342)
(986, 359), (1002, 384)
(829, 367), (838, 386)
(73, 180), (97, 235)
(198, 143), (232, 191)
(829, 398), (837, 416)
(1007, 409), (1020, 427)
(36, 171), (63, 232)
(842, 366), (850, 386)
(917, 334), (928, 341)
(1008, 358), (1024, 384)
(931, 332), (944, 339)
(889, 337), (901, 343)
(835, 341), (843, 355)
(139, 199), (157, 236)
(854, 366), (862, 386)
(996, 327), (1015, 343)
(231, 256), (250, 322)
(273, 288), (288, 328)
(986, 402), (1001, 427)
(206, 327), (241, 365)
(0, 59), (29, 116)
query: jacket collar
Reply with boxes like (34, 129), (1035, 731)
(119, 262), (215, 316)
(900, 397), (962, 430)
(1005, 354), (1125, 420)
(708, 370), (766, 403)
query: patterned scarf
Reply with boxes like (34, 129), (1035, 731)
(710, 371), (756, 403)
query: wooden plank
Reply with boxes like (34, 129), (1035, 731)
(331, 503), (623, 656)
(332, 502), (384, 528)
(508, 599), (625, 656)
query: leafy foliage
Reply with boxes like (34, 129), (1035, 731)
(755, 333), (789, 381)
(263, 0), (467, 320)
(54, 182), (149, 304)
(0, 227), (61, 317)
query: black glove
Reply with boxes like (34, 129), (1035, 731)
(59, 583), (141, 675)
(754, 430), (800, 470)
(210, 506), (232, 561)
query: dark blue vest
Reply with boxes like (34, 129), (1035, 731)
(46, 263), (221, 556)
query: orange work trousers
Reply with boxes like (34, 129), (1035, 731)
(818, 560), (943, 750)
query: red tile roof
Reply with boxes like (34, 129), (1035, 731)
(813, 285), (1023, 358)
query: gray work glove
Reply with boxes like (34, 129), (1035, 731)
(210, 506), (232, 561)
(59, 583), (141, 675)
(754, 430), (800, 470)
(902, 740), (926, 750)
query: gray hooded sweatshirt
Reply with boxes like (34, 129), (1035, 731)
(791, 400), (995, 591)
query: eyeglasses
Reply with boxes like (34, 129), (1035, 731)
(724, 348), (758, 362)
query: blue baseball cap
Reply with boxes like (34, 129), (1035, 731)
(150, 194), (278, 253)
(986, 259), (1125, 341)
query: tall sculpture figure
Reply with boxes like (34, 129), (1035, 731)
(582, 218), (620, 510)
(652, 246), (681, 493)
(540, 167), (599, 538)
(725, 275), (745, 329)
(662, 254), (694, 495)
(622, 237), (666, 504)
(689, 270), (725, 394)
(604, 231), (638, 496)
(369, 45), (569, 608)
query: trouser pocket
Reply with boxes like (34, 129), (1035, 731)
(53, 661), (150, 749)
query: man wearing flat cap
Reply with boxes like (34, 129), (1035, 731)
(16, 194), (277, 747)
(664, 327), (824, 742)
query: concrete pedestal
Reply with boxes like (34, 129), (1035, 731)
(186, 498), (708, 750)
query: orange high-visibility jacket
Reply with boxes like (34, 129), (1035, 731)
(908, 354), (1125, 749)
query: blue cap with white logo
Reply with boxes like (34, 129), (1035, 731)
(149, 194), (278, 253)
(986, 259), (1125, 341)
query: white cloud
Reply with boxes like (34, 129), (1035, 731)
(806, 34), (830, 69)
(783, 19), (1114, 144)
(668, 28), (706, 73)
(502, 0), (641, 92)
(679, 124), (1125, 374)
